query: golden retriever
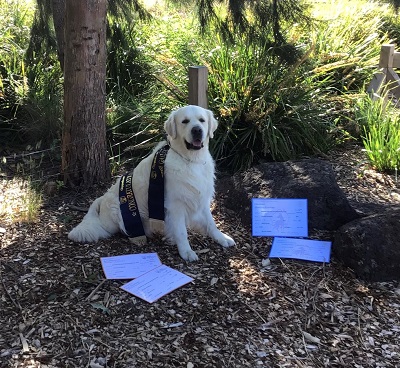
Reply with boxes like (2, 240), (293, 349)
(68, 105), (235, 261)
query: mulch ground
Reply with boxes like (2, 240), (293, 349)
(1, 144), (400, 368)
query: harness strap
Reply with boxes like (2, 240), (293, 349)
(119, 172), (146, 242)
(119, 144), (170, 242)
(148, 144), (170, 221)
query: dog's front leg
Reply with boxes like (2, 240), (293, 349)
(202, 210), (235, 248)
(165, 210), (198, 262)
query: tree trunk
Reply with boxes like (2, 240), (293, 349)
(61, 0), (110, 186)
(52, 0), (65, 71)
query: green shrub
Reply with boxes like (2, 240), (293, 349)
(202, 35), (337, 171)
(355, 93), (400, 172)
(380, 14), (400, 45)
(147, 0), (390, 172)
(297, 0), (389, 93)
(107, 16), (155, 97)
(0, 0), (34, 146)
(0, 0), (63, 148)
(2, 0), (399, 177)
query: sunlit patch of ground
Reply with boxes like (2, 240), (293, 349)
(0, 176), (42, 226)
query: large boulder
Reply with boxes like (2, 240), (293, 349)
(216, 158), (400, 282)
(334, 209), (400, 281)
(217, 159), (360, 233)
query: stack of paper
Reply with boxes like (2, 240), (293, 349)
(101, 253), (193, 303)
(252, 198), (331, 263)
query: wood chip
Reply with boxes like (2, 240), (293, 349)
(19, 333), (29, 353)
(1, 144), (400, 367)
(302, 331), (321, 344)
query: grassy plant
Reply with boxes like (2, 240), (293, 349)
(298, 0), (390, 92)
(380, 13), (400, 44)
(0, 177), (42, 224)
(1, 0), (399, 177)
(107, 15), (155, 97)
(105, 9), (194, 168)
(355, 93), (400, 172)
(0, 59), (64, 148)
(0, 0), (64, 148)
(106, 90), (174, 171)
(0, 0), (32, 146)
(142, 0), (393, 172)
(23, 59), (63, 145)
(198, 34), (337, 171)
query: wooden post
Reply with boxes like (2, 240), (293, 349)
(379, 44), (394, 68)
(368, 44), (395, 99)
(188, 66), (208, 108)
(367, 68), (386, 99)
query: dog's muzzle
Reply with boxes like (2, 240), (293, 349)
(185, 126), (204, 150)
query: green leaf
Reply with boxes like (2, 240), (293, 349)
(90, 302), (110, 315)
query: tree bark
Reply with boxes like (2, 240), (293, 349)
(52, 0), (65, 71)
(62, 0), (110, 186)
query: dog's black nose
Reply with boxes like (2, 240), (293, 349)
(191, 126), (203, 140)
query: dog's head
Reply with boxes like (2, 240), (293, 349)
(164, 105), (218, 151)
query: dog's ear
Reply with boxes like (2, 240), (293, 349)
(207, 109), (218, 139)
(164, 111), (177, 139)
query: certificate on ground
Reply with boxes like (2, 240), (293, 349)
(252, 198), (308, 237)
(101, 253), (162, 279)
(269, 237), (331, 263)
(121, 265), (194, 303)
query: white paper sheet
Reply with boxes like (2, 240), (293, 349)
(269, 237), (331, 263)
(100, 253), (162, 279)
(252, 198), (308, 237)
(120, 264), (194, 303)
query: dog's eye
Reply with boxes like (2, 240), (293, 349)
(199, 118), (205, 123)
(182, 119), (190, 124)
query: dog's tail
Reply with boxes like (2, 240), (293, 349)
(68, 197), (111, 243)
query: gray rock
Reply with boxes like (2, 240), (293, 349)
(217, 158), (360, 233)
(217, 158), (400, 281)
(334, 209), (400, 281)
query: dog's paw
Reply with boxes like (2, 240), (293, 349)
(179, 248), (199, 262)
(68, 227), (99, 243)
(218, 233), (235, 248)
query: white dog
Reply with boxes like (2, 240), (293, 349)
(68, 105), (235, 261)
